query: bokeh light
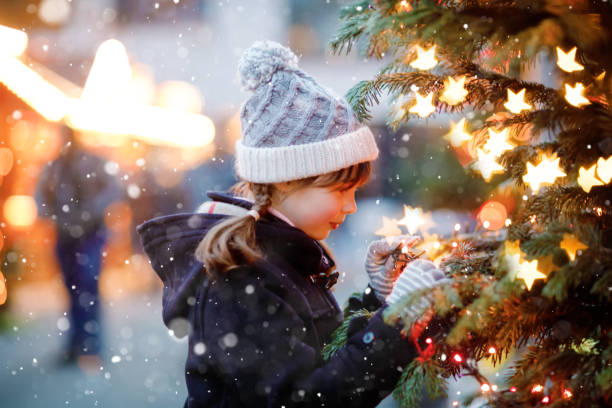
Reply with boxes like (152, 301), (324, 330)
(477, 200), (507, 230)
(4, 195), (38, 227)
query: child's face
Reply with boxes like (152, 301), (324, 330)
(273, 184), (358, 240)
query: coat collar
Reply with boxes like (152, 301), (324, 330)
(207, 192), (337, 285)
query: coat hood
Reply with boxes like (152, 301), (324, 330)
(136, 192), (336, 336)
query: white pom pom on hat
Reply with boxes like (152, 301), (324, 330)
(237, 40), (300, 91)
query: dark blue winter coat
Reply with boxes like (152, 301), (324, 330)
(137, 192), (416, 407)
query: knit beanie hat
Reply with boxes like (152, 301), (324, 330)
(235, 41), (379, 183)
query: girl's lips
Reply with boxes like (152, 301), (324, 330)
(330, 222), (340, 230)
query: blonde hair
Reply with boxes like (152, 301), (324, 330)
(195, 161), (372, 276)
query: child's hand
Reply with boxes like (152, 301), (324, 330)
(364, 235), (420, 302)
(385, 259), (446, 305)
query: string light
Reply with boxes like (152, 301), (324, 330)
(440, 76), (468, 105)
(472, 148), (504, 181)
(488, 346), (496, 354)
(577, 163), (604, 193)
(444, 118), (472, 147)
(504, 88), (532, 114)
(481, 384), (491, 392)
(397, 205), (431, 235)
(482, 128), (514, 157)
(564, 83), (590, 107)
(596, 156), (612, 183)
(409, 45), (438, 70)
(559, 233), (588, 261)
(531, 384), (544, 393)
(452, 353), (463, 363)
(556, 46), (584, 72)
(408, 91), (436, 117)
(516, 258), (546, 290)
(522, 153), (567, 192)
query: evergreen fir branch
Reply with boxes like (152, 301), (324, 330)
(321, 309), (374, 361)
(392, 359), (447, 408)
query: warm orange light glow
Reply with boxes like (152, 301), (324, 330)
(0, 57), (69, 121)
(408, 91), (435, 117)
(481, 384), (491, 392)
(409, 45), (438, 70)
(488, 347), (496, 354)
(0, 148), (14, 176)
(577, 163), (604, 193)
(4, 195), (38, 227)
(564, 83), (590, 107)
(0, 269), (6, 306)
(440, 76), (468, 106)
(0, 24), (28, 57)
(444, 118), (471, 147)
(504, 88), (532, 114)
(556, 47), (584, 73)
(531, 384), (544, 393)
(477, 201), (507, 231)
(522, 153), (566, 192)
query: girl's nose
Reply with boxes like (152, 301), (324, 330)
(343, 194), (357, 214)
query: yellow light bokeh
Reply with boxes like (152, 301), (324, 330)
(440, 76), (468, 106)
(157, 80), (203, 113)
(472, 148), (504, 181)
(522, 153), (566, 192)
(444, 118), (471, 147)
(0, 269), (6, 306)
(483, 128), (514, 158)
(596, 156), (612, 184)
(556, 46), (584, 73)
(82, 39), (132, 104)
(4, 195), (38, 227)
(408, 91), (436, 117)
(504, 88), (532, 114)
(577, 163), (604, 193)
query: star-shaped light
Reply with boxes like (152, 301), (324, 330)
(409, 45), (438, 71)
(483, 128), (514, 157)
(503, 240), (522, 279)
(504, 88), (532, 114)
(556, 46), (584, 73)
(439, 76), (468, 106)
(409, 91), (436, 117)
(577, 163), (604, 193)
(595, 71), (606, 82)
(560, 233), (588, 261)
(564, 83), (590, 107)
(472, 148), (504, 181)
(375, 216), (402, 245)
(444, 118), (472, 147)
(397, 205), (431, 235)
(516, 258), (546, 290)
(522, 153), (567, 192)
(596, 156), (612, 184)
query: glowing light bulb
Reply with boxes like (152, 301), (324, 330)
(409, 45), (438, 70)
(504, 88), (532, 114)
(556, 46), (584, 72)
(516, 259), (546, 290)
(440, 76), (468, 106)
(564, 83), (590, 107)
(397, 205), (432, 235)
(559, 233), (588, 261)
(472, 148), (504, 181)
(488, 347), (496, 354)
(483, 128), (514, 158)
(481, 384), (491, 392)
(408, 91), (436, 117)
(531, 384), (544, 393)
(452, 353), (462, 363)
(596, 155), (612, 184)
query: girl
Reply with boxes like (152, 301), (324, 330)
(138, 41), (444, 407)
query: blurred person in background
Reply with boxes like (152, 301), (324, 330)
(36, 125), (123, 366)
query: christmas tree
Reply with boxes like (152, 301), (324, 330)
(327, 1), (611, 406)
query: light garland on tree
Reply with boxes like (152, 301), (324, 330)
(577, 163), (604, 192)
(397, 204), (432, 235)
(439, 76), (468, 106)
(564, 82), (590, 107)
(409, 91), (436, 117)
(504, 88), (532, 114)
(559, 233), (588, 261)
(375, 215), (402, 244)
(482, 128), (515, 157)
(472, 148), (504, 181)
(409, 45), (438, 70)
(444, 118), (472, 147)
(556, 46), (584, 73)
(522, 153), (566, 192)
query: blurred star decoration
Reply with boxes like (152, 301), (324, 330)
(504, 89), (532, 114)
(522, 153), (567, 192)
(502, 240), (547, 290)
(556, 46), (584, 72)
(472, 148), (504, 181)
(564, 83), (590, 107)
(375, 216), (402, 244)
(409, 45), (438, 71)
(577, 163), (604, 192)
(482, 128), (514, 158)
(559, 233), (588, 261)
(516, 258), (547, 290)
(596, 156), (612, 183)
(409, 91), (436, 117)
(398, 205), (433, 235)
(444, 118), (472, 147)
(440, 76), (469, 106)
